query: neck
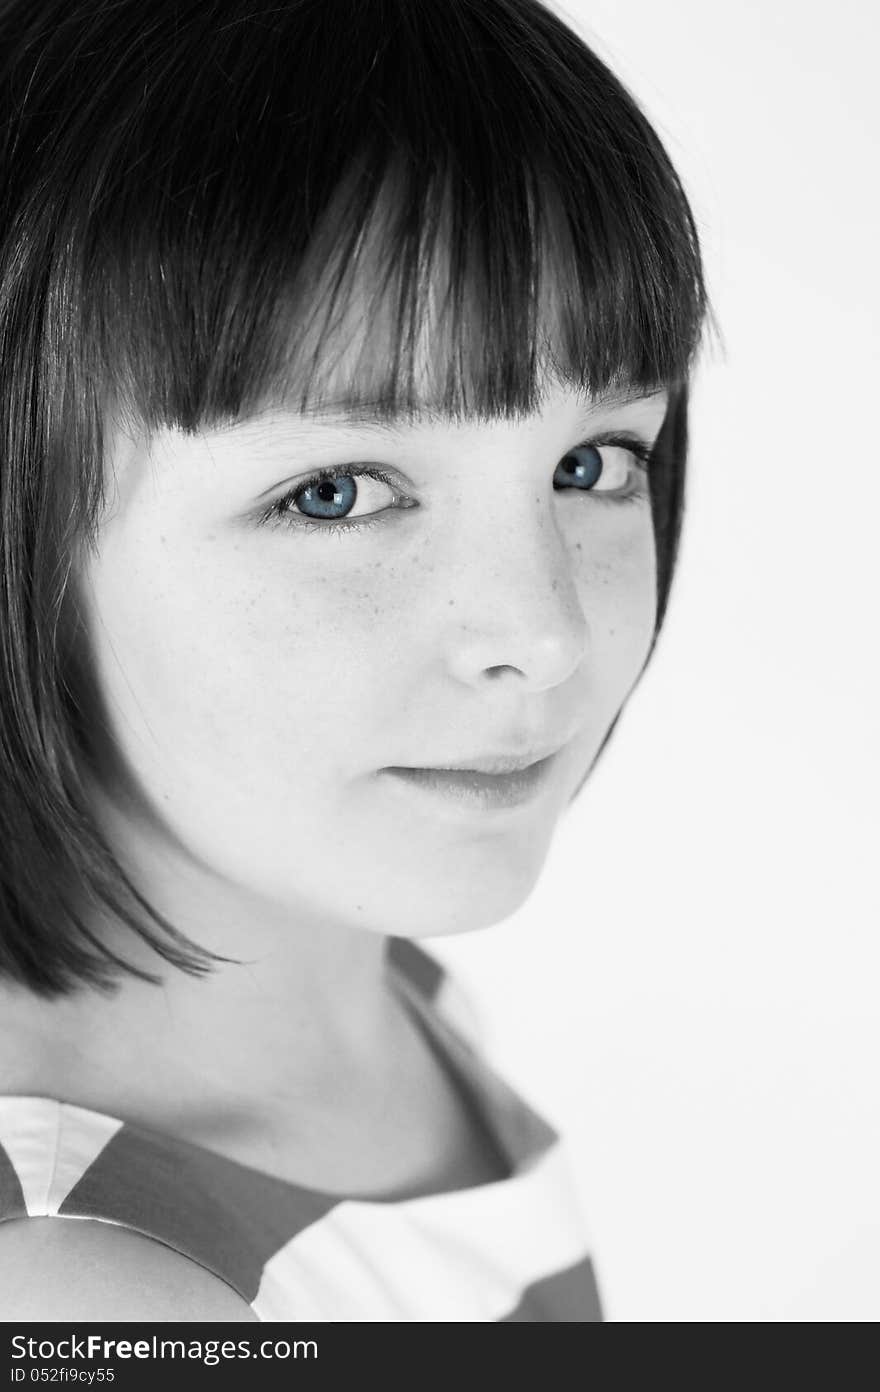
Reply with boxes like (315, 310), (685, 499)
(0, 804), (413, 1148)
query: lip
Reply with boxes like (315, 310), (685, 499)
(381, 749), (561, 813)
(417, 748), (562, 775)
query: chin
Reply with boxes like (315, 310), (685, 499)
(378, 864), (547, 941)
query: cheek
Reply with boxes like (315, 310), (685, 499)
(568, 505), (658, 654)
(83, 532), (409, 807)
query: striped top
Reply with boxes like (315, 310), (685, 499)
(0, 938), (603, 1321)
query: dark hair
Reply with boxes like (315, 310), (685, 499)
(0, 0), (715, 997)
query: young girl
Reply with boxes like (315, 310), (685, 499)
(0, 0), (711, 1321)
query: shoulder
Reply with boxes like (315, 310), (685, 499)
(0, 1217), (258, 1321)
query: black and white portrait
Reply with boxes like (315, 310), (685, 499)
(0, 0), (875, 1330)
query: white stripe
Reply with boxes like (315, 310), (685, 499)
(0, 1097), (122, 1216)
(252, 1139), (591, 1322)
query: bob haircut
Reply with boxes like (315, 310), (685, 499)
(0, 0), (714, 998)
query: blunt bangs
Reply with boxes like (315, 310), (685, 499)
(0, 0), (713, 994)
(74, 1), (708, 435)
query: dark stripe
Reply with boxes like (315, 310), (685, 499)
(0, 1144), (27, 1221)
(59, 1125), (342, 1302)
(498, 1255), (604, 1322)
(386, 936), (445, 1001)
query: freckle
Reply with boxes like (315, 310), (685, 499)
(448, 599), (455, 606)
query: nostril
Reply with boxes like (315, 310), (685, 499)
(485, 665), (524, 680)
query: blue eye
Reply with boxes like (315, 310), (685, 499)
(264, 465), (413, 534)
(555, 445), (604, 490)
(295, 473), (359, 521)
(260, 431), (655, 536)
(553, 435), (654, 502)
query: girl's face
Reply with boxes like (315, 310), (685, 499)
(78, 376), (668, 940)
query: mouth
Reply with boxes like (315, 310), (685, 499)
(381, 749), (561, 812)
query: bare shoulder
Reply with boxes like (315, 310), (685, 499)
(0, 1217), (258, 1321)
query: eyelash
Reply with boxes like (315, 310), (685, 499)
(258, 431), (655, 537)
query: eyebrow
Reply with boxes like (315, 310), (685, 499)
(267, 384), (668, 435)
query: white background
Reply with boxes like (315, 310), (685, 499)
(429, 0), (880, 1321)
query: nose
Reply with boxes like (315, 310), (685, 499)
(442, 507), (589, 694)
